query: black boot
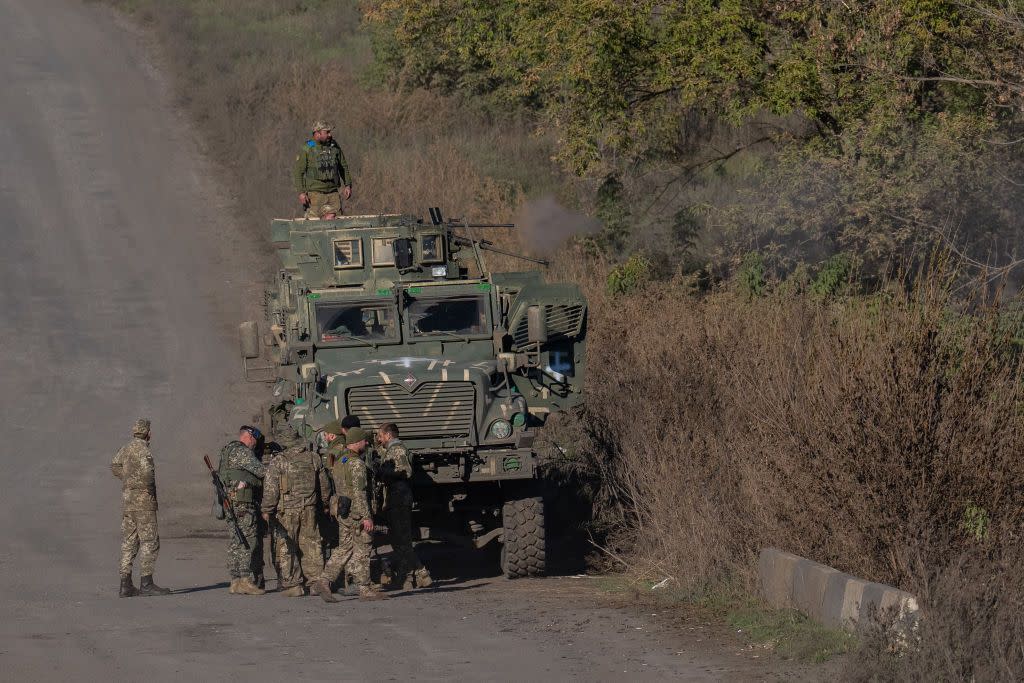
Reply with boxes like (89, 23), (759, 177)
(138, 574), (171, 596)
(119, 574), (137, 598)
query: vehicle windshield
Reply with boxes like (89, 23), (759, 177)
(315, 301), (399, 343)
(408, 294), (489, 337)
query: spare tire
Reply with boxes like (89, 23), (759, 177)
(501, 495), (546, 578)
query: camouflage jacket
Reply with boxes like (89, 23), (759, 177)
(292, 138), (351, 194)
(217, 440), (266, 505)
(330, 448), (371, 522)
(111, 437), (157, 512)
(379, 438), (414, 509)
(261, 446), (330, 514)
(324, 437), (347, 469)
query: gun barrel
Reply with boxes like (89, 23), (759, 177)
(458, 222), (516, 229)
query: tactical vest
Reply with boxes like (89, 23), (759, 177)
(219, 441), (257, 505)
(304, 141), (343, 188)
(277, 449), (320, 508)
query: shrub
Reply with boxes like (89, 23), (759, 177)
(606, 254), (652, 296)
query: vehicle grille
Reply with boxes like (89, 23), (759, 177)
(512, 303), (585, 348)
(347, 382), (476, 438)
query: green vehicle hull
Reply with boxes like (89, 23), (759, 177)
(240, 212), (586, 577)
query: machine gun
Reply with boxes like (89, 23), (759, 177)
(204, 454), (249, 549)
(428, 206), (550, 267)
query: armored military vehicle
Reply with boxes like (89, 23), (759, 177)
(239, 209), (586, 577)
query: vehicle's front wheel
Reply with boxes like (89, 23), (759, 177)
(501, 495), (546, 578)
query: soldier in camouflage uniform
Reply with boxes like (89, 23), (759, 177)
(218, 426), (266, 595)
(315, 428), (386, 602)
(292, 121), (352, 220)
(318, 420), (346, 557)
(377, 423), (433, 590)
(111, 418), (170, 597)
(260, 444), (331, 596)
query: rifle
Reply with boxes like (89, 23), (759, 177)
(204, 454), (249, 549)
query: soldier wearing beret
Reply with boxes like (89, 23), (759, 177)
(292, 121), (352, 220)
(111, 418), (170, 597)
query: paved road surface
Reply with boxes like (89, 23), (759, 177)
(0, 1), (814, 680)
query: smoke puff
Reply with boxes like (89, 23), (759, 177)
(514, 196), (601, 255)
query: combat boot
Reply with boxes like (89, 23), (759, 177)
(413, 568), (433, 589)
(138, 575), (171, 596)
(280, 585), (305, 597)
(358, 585), (388, 601)
(234, 577), (266, 595)
(119, 574), (137, 598)
(316, 579), (338, 603)
(228, 578), (239, 594)
(402, 576), (415, 591)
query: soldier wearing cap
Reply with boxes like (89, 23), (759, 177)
(315, 427), (387, 602)
(217, 425), (267, 595)
(292, 121), (352, 220)
(318, 419), (346, 557)
(111, 418), (170, 597)
(377, 422), (433, 590)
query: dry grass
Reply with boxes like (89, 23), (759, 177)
(115, 1), (1024, 677)
(552, 267), (1024, 678)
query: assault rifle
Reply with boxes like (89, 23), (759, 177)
(204, 454), (249, 549)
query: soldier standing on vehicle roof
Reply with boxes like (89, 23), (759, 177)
(293, 121), (352, 220)
(261, 443), (331, 596)
(111, 418), (171, 597)
(218, 426), (266, 595)
(377, 423), (433, 590)
(315, 428), (387, 602)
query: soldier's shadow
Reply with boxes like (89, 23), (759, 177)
(382, 583), (483, 599)
(170, 581), (231, 595)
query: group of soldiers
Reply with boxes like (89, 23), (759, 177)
(111, 121), (403, 599)
(112, 416), (433, 602)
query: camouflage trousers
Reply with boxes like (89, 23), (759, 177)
(272, 506), (323, 589)
(120, 508), (159, 576)
(386, 505), (423, 581)
(226, 502), (260, 580)
(320, 521), (370, 587)
(304, 190), (342, 219)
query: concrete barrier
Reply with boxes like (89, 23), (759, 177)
(758, 548), (919, 632)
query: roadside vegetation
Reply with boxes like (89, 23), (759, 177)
(112, 0), (1024, 678)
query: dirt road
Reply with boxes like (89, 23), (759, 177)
(0, 1), (816, 680)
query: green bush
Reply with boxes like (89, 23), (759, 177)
(606, 254), (651, 295)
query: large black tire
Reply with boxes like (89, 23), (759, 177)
(501, 496), (546, 578)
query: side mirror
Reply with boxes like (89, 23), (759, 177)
(239, 321), (260, 359)
(393, 238), (414, 269)
(527, 305), (548, 344)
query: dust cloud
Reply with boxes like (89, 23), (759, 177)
(514, 196), (601, 255)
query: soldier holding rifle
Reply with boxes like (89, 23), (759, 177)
(215, 426), (266, 595)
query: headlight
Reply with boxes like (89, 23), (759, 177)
(431, 265), (448, 278)
(489, 419), (512, 439)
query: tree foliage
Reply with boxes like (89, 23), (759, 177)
(364, 0), (1024, 276)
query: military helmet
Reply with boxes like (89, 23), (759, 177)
(132, 418), (151, 437)
(345, 427), (369, 445)
(322, 419), (344, 436)
(311, 120), (332, 133)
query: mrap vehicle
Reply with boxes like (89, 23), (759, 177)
(239, 209), (587, 577)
